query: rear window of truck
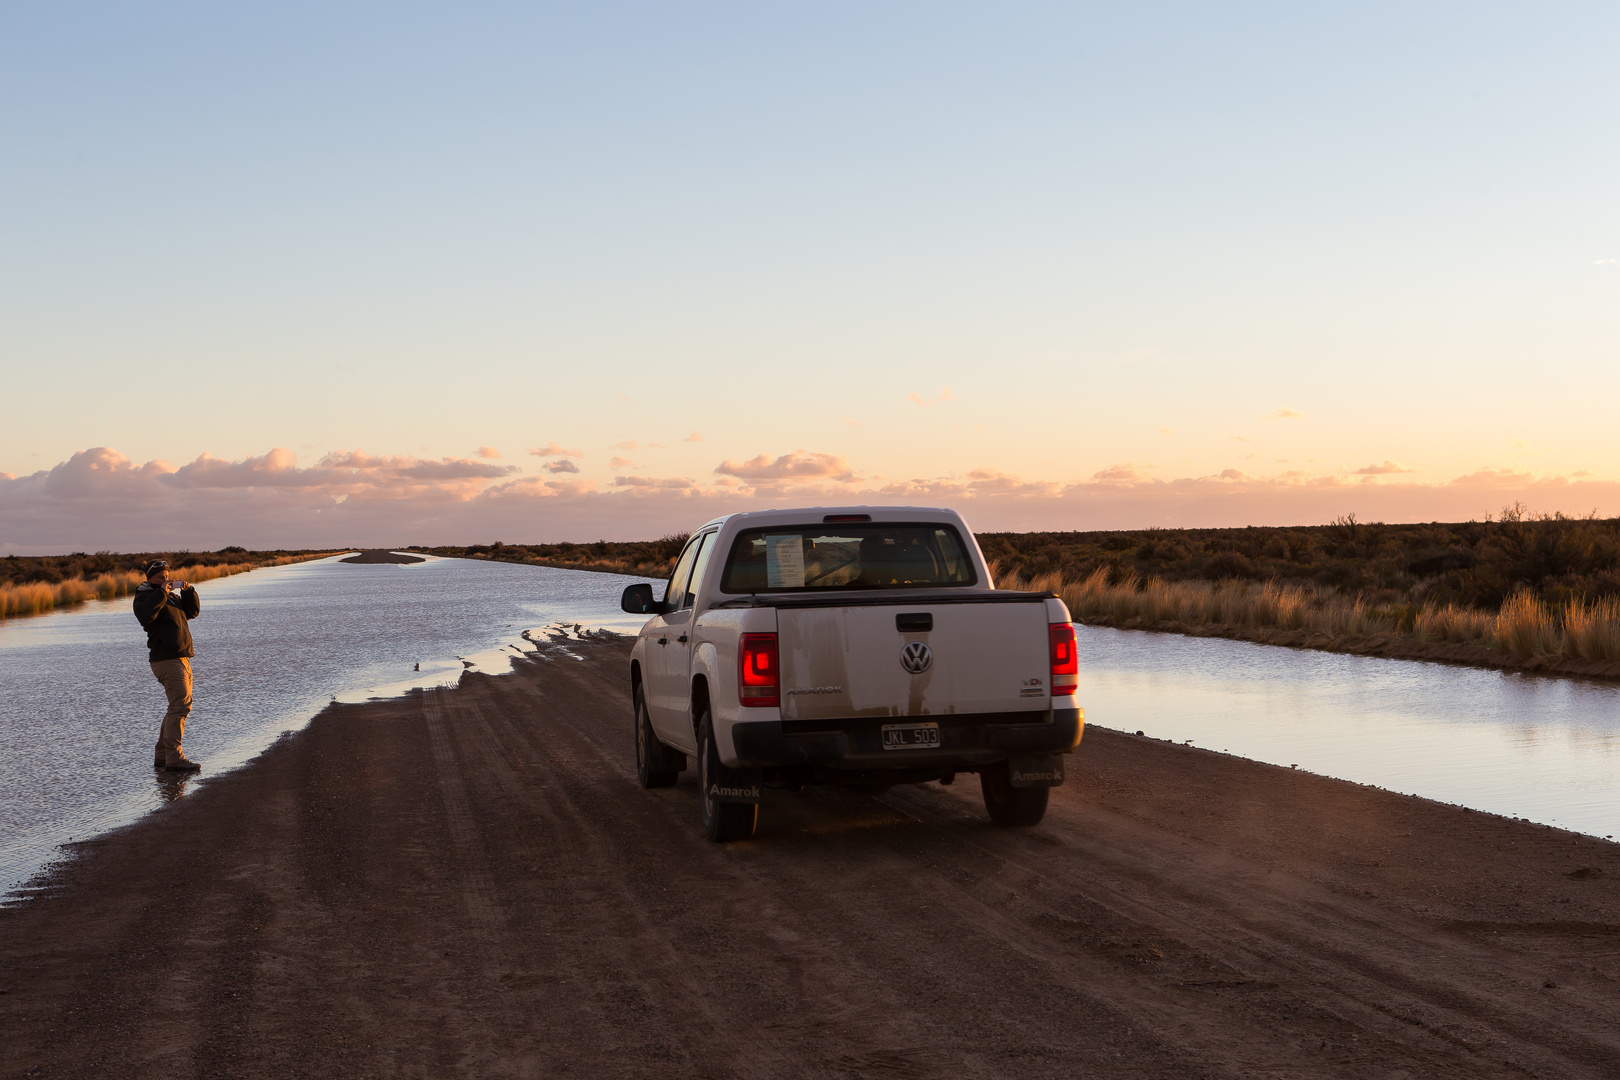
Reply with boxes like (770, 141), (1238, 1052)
(718, 524), (978, 592)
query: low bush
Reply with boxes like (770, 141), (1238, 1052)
(0, 551), (337, 620)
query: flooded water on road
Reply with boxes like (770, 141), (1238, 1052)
(1075, 625), (1620, 840)
(0, 555), (660, 897)
(6, 563), (1617, 898)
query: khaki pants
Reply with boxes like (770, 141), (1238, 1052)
(150, 658), (193, 764)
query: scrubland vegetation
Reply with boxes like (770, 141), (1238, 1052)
(0, 548), (339, 620)
(984, 506), (1620, 667)
(996, 566), (1620, 664)
(411, 537), (687, 579)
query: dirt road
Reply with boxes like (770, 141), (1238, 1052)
(3, 635), (1618, 1078)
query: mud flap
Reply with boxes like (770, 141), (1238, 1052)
(1008, 754), (1064, 788)
(706, 763), (764, 804)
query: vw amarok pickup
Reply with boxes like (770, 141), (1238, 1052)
(620, 507), (1085, 841)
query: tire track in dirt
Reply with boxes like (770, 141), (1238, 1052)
(526, 640), (1617, 1078)
(5, 636), (1618, 1079)
(481, 647), (1196, 1078)
(456, 659), (842, 1078)
(894, 763), (1620, 1076)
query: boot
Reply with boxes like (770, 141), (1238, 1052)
(164, 755), (202, 772)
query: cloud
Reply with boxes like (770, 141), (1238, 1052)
(1158, 426), (1173, 435)
(906, 386), (956, 407)
(683, 432), (704, 443)
(1597, 258), (1616, 265)
(613, 475), (697, 490)
(528, 443), (584, 458)
(1354, 460), (1416, 476)
(1267, 409), (1303, 421)
(1230, 436), (1252, 443)
(842, 418), (864, 429)
(613, 441), (637, 451)
(714, 450), (856, 483)
(6, 446), (1619, 552)
(476, 446), (501, 459)
(164, 448), (513, 489)
(545, 459), (580, 474)
(1449, 467), (1538, 488)
(649, 443), (669, 450)
(609, 456), (635, 468)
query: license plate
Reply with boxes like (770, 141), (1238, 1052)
(881, 722), (940, 750)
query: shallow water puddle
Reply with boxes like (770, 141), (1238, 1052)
(0, 555), (661, 897)
(1075, 625), (1620, 839)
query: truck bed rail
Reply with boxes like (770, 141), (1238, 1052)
(712, 588), (1057, 610)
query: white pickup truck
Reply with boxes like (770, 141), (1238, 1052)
(620, 506), (1084, 841)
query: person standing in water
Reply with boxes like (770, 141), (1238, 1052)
(133, 560), (202, 771)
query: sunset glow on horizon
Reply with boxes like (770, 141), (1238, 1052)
(5, 4), (1618, 550)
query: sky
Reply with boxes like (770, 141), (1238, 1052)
(3, 3), (1618, 550)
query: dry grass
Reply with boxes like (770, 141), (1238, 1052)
(0, 554), (335, 621)
(1017, 566), (1395, 638)
(1412, 603), (1495, 644)
(1495, 592), (1558, 660)
(995, 563), (1620, 663)
(1560, 596), (1620, 662)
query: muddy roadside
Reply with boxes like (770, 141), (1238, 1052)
(3, 637), (1617, 1079)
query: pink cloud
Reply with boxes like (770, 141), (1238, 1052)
(545, 460), (580, 474)
(906, 386), (956, 408)
(609, 456), (635, 468)
(527, 443), (584, 458)
(156, 448), (515, 490)
(613, 475), (697, 490)
(613, 440), (637, 451)
(476, 446), (501, 459)
(1354, 460), (1416, 476)
(683, 431), (704, 443)
(4, 446), (1618, 552)
(714, 450), (856, 483)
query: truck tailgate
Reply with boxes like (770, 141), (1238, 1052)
(777, 600), (1052, 721)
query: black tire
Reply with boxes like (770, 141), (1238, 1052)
(634, 685), (680, 789)
(980, 760), (1049, 827)
(698, 709), (757, 842)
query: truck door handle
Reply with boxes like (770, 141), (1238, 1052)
(657, 637), (668, 645)
(677, 634), (688, 643)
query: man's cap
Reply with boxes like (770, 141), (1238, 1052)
(143, 559), (169, 577)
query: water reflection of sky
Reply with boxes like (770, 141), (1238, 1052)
(1075, 626), (1620, 840)
(0, 555), (661, 897)
(6, 571), (1616, 896)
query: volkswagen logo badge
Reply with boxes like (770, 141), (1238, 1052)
(900, 641), (933, 674)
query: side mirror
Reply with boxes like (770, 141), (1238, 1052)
(621, 583), (658, 615)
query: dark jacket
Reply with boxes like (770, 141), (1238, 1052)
(133, 582), (200, 662)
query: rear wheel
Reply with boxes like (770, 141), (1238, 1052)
(634, 685), (679, 789)
(980, 760), (1049, 827)
(698, 709), (757, 842)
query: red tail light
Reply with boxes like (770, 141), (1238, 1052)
(1049, 623), (1078, 696)
(739, 633), (780, 708)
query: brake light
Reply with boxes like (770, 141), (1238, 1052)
(1049, 623), (1078, 696)
(739, 633), (780, 708)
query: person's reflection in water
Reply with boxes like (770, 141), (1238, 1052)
(153, 770), (193, 803)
